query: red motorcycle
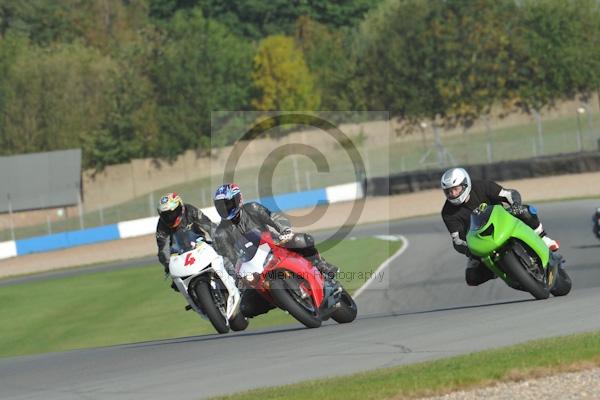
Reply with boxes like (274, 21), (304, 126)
(236, 230), (357, 328)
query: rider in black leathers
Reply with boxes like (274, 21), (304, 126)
(440, 168), (560, 287)
(155, 193), (220, 289)
(212, 183), (338, 318)
(593, 208), (600, 240)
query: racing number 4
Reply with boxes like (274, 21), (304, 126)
(184, 253), (196, 266)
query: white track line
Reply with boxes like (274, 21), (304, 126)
(353, 234), (409, 299)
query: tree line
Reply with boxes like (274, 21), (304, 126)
(0, 0), (598, 169)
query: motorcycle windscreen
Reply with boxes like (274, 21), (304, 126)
(171, 229), (204, 254)
(234, 228), (278, 263)
(469, 203), (493, 231)
(237, 243), (271, 278)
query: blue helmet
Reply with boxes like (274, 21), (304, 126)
(214, 183), (242, 220)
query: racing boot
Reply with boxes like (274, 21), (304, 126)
(316, 260), (339, 280)
(534, 224), (560, 252)
(541, 236), (560, 252)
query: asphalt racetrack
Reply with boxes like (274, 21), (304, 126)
(2, 199), (600, 400)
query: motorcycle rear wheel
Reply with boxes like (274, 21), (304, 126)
(229, 312), (249, 331)
(331, 289), (357, 324)
(194, 280), (230, 334)
(270, 278), (322, 328)
(550, 267), (572, 297)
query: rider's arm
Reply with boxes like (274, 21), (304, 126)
(187, 204), (217, 240)
(212, 226), (238, 272)
(249, 202), (292, 234)
(155, 223), (171, 271)
(442, 213), (469, 255)
(484, 180), (522, 205)
(450, 232), (469, 255)
(498, 188), (521, 206)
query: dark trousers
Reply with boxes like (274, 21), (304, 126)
(465, 261), (496, 286)
(240, 289), (276, 318)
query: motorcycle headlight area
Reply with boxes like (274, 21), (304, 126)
(263, 252), (274, 267)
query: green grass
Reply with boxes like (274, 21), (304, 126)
(0, 237), (401, 359)
(213, 330), (600, 400)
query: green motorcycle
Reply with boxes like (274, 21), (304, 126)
(467, 203), (572, 300)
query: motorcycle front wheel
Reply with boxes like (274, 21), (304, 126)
(331, 288), (358, 324)
(229, 312), (249, 331)
(194, 280), (230, 334)
(501, 250), (549, 300)
(270, 277), (322, 328)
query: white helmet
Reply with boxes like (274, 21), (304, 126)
(441, 167), (472, 205)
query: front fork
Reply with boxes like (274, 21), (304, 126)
(481, 252), (508, 282)
(483, 244), (557, 288)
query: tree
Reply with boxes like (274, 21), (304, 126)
(0, 33), (25, 137)
(148, 0), (380, 39)
(84, 42), (161, 169)
(63, 0), (150, 52)
(0, 41), (117, 158)
(0, 1), (73, 45)
(357, 0), (600, 125)
(151, 8), (254, 158)
(424, 0), (528, 122)
(356, 0), (440, 121)
(252, 35), (320, 112)
(295, 17), (358, 110)
(515, 0), (600, 112)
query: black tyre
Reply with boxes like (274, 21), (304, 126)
(270, 278), (322, 328)
(229, 312), (249, 331)
(194, 280), (230, 334)
(331, 289), (357, 324)
(501, 250), (549, 300)
(550, 267), (572, 297)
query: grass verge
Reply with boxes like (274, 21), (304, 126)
(0, 237), (402, 358)
(213, 330), (600, 400)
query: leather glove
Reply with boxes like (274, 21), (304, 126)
(508, 203), (525, 216)
(279, 228), (294, 243)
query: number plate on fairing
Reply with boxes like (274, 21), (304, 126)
(169, 243), (219, 277)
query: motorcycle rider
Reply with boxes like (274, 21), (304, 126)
(155, 192), (219, 290)
(212, 183), (338, 318)
(593, 208), (600, 240)
(440, 167), (560, 286)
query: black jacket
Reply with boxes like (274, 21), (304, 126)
(156, 203), (216, 269)
(212, 202), (291, 267)
(441, 180), (520, 255)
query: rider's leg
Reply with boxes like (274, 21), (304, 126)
(240, 289), (276, 318)
(282, 233), (338, 278)
(465, 257), (496, 286)
(593, 210), (600, 239)
(511, 204), (559, 251)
